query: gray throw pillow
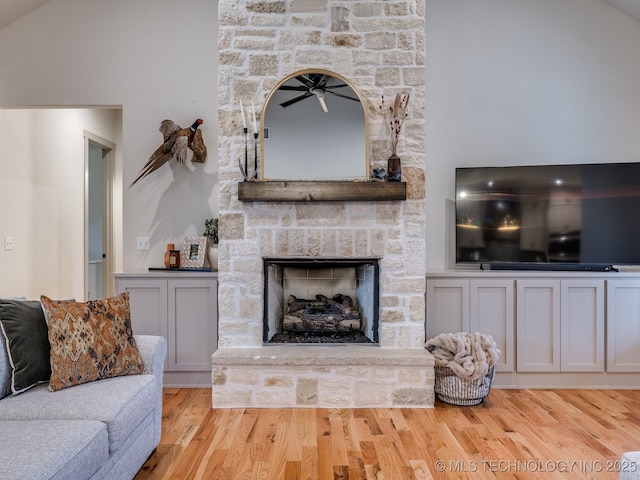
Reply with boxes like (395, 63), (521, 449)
(0, 299), (51, 394)
(0, 297), (26, 398)
(0, 329), (10, 399)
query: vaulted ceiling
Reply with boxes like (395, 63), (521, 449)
(0, 0), (49, 30)
(1, 0), (640, 31)
(601, 0), (640, 23)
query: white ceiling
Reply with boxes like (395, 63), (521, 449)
(0, 0), (639, 31)
(602, 0), (640, 22)
(0, 0), (51, 30)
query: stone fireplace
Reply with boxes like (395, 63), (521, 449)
(212, 0), (434, 408)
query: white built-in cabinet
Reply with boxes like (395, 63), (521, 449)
(516, 279), (604, 372)
(561, 280), (605, 372)
(427, 272), (640, 388)
(426, 279), (469, 338)
(114, 271), (218, 387)
(607, 280), (640, 372)
(426, 278), (514, 372)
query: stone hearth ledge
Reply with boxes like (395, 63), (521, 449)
(211, 347), (435, 409)
(211, 346), (434, 366)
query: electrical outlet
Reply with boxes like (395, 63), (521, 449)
(4, 237), (14, 251)
(136, 237), (150, 250)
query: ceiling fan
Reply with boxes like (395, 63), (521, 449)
(278, 74), (360, 112)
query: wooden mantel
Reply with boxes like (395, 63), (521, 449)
(238, 180), (407, 202)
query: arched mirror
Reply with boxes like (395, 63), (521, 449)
(261, 69), (368, 180)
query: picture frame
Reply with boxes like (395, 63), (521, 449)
(180, 236), (207, 269)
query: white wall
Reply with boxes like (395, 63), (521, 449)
(0, 108), (118, 298)
(0, 0), (218, 298)
(426, 0), (640, 270)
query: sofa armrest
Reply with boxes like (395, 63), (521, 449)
(134, 335), (167, 383)
(620, 451), (640, 480)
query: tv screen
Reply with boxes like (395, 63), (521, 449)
(455, 163), (640, 269)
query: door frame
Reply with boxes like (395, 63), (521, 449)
(84, 130), (116, 299)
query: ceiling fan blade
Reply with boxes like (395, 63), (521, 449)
(295, 75), (315, 89)
(326, 91), (361, 102)
(316, 75), (330, 88)
(280, 91), (312, 108)
(279, 85), (309, 91)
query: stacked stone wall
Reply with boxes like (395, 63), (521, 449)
(217, 0), (427, 350)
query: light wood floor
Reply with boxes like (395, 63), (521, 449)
(135, 388), (640, 480)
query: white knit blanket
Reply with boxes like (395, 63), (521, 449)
(425, 332), (500, 381)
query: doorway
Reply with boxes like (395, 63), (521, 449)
(86, 131), (115, 300)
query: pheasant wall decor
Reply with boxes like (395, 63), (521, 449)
(130, 118), (207, 187)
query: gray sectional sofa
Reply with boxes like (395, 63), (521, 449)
(620, 452), (640, 480)
(0, 334), (166, 480)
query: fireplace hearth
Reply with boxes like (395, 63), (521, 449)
(263, 257), (379, 345)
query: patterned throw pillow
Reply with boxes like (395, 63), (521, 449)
(40, 292), (144, 392)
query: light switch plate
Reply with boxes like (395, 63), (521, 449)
(136, 237), (150, 250)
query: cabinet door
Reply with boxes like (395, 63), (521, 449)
(560, 280), (604, 372)
(607, 280), (640, 372)
(470, 279), (514, 372)
(115, 277), (168, 339)
(516, 279), (560, 372)
(426, 279), (469, 339)
(167, 278), (218, 371)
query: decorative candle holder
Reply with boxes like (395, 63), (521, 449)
(253, 132), (259, 180)
(168, 249), (181, 268)
(243, 127), (249, 181)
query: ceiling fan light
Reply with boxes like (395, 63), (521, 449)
(312, 89), (329, 113)
(317, 94), (328, 113)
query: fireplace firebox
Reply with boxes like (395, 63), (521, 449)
(263, 257), (380, 345)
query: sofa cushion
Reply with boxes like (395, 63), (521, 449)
(0, 373), (158, 454)
(40, 293), (144, 392)
(0, 420), (108, 480)
(0, 299), (51, 394)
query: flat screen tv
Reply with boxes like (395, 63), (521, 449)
(455, 163), (640, 271)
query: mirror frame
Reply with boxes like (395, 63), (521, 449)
(260, 69), (370, 181)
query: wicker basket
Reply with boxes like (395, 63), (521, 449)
(434, 365), (495, 406)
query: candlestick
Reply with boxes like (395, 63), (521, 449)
(254, 132), (259, 180)
(251, 101), (257, 134)
(244, 127), (248, 181)
(239, 100), (246, 129)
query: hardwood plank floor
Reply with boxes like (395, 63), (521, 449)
(135, 388), (640, 480)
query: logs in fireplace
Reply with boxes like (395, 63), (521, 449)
(268, 293), (372, 344)
(283, 294), (361, 333)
